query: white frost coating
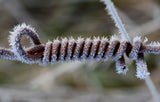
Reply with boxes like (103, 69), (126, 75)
(65, 37), (75, 61)
(101, 1), (159, 101)
(88, 37), (100, 60)
(143, 37), (148, 44)
(146, 41), (160, 54)
(113, 41), (127, 60)
(51, 39), (60, 64)
(80, 37), (92, 60)
(116, 59), (128, 74)
(9, 23), (36, 47)
(9, 23), (39, 64)
(136, 58), (150, 79)
(7, 23), (152, 79)
(133, 36), (141, 43)
(110, 35), (119, 41)
(41, 41), (52, 66)
(77, 37), (84, 43)
(10, 23), (36, 38)
(101, 0), (130, 42)
(129, 36), (142, 60)
(103, 35), (119, 61)
(96, 37), (108, 61)
(110, 35), (127, 60)
(148, 41), (160, 46)
(0, 48), (16, 60)
(59, 38), (68, 61)
(72, 37), (84, 61)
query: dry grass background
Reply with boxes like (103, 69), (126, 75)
(0, 0), (160, 102)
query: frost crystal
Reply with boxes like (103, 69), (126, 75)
(2, 23), (160, 80)
(41, 41), (52, 66)
(116, 57), (128, 74)
(9, 23), (41, 64)
(136, 54), (150, 79)
(128, 36), (142, 60)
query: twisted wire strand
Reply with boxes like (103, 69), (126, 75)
(1, 24), (160, 79)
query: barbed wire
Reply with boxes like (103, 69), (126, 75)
(1, 23), (160, 79)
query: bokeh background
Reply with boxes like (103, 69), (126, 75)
(0, 0), (160, 102)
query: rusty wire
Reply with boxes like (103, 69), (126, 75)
(1, 24), (160, 79)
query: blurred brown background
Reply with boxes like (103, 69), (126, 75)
(0, 0), (160, 102)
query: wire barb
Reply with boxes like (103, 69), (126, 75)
(1, 24), (160, 79)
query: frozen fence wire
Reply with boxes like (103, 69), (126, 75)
(0, 23), (160, 79)
(101, 0), (130, 42)
(102, 0), (160, 102)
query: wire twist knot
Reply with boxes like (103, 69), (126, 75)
(2, 24), (160, 79)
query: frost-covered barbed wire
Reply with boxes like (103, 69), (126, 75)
(0, 23), (160, 79)
(100, 0), (130, 42)
(102, 1), (159, 102)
